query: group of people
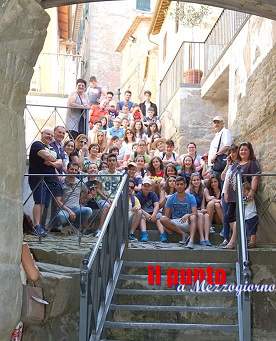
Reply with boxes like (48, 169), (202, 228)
(27, 76), (261, 250)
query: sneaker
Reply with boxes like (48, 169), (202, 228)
(128, 233), (138, 242)
(219, 239), (229, 248)
(94, 229), (101, 238)
(140, 231), (149, 242)
(33, 224), (47, 238)
(186, 241), (194, 249)
(179, 234), (190, 245)
(160, 232), (168, 243)
(204, 240), (212, 247)
(210, 226), (216, 233)
(199, 240), (206, 246)
(82, 228), (94, 236)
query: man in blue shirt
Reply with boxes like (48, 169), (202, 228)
(161, 176), (197, 248)
(107, 117), (125, 139)
(136, 178), (168, 242)
(117, 90), (134, 111)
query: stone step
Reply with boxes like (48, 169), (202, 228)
(118, 274), (236, 283)
(26, 234), (94, 268)
(104, 321), (239, 341)
(113, 288), (237, 307)
(105, 321), (238, 331)
(123, 248), (237, 263)
(108, 304), (237, 324)
(134, 229), (224, 245)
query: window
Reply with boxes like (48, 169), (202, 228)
(136, 0), (151, 11)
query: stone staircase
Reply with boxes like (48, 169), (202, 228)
(101, 247), (239, 341)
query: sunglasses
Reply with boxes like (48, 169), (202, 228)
(80, 140), (87, 144)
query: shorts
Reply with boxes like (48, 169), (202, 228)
(143, 211), (162, 220)
(171, 218), (190, 232)
(245, 215), (258, 236)
(29, 178), (63, 207)
(227, 202), (236, 223)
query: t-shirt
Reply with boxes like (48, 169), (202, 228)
(29, 141), (57, 181)
(190, 191), (203, 209)
(129, 195), (141, 210)
(107, 127), (125, 139)
(136, 191), (159, 213)
(117, 100), (134, 111)
(62, 178), (87, 209)
(165, 192), (197, 219)
(208, 127), (233, 166)
(86, 86), (102, 105)
(227, 160), (261, 202)
(98, 170), (122, 199)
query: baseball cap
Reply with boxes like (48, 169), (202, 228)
(142, 178), (152, 185)
(213, 115), (224, 122)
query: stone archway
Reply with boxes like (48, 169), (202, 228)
(0, 1), (49, 339)
(41, 0), (276, 20)
(1, 0), (276, 339)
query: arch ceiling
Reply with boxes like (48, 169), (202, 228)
(41, 0), (276, 21)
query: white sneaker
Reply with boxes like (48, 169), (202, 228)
(94, 229), (101, 238)
(210, 226), (216, 233)
(185, 241), (194, 249)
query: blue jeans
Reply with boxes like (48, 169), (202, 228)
(221, 194), (230, 240)
(55, 206), (92, 228)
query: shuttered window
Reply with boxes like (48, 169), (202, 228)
(136, 0), (151, 11)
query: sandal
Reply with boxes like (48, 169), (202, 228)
(222, 243), (235, 249)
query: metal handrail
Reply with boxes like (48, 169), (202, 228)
(236, 171), (251, 341)
(235, 172), (276, 340)
(79, 173), (129, 341)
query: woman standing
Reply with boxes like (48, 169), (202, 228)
(223, 142), (260, 249)
(66, 79), (90, 139)
(121, 129), (136, 164)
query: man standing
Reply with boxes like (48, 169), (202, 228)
(117, 90), (134, 111)
(161, 176), (197, 248)
(28, 128), (63, 237)
(208, 115), (233, 175)
(50, 126), (66, 163)
(139, 90), (158, 117)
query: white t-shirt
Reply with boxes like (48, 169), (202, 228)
(208, 127), (232, 166)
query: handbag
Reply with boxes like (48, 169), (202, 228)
(21, 243), (40, 282)
(212, 131), (227, 173)
(21, 283), (48, 324)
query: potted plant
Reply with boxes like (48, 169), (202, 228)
(170, 3), (209, 84)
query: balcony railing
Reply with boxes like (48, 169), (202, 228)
(159, 9), (250, 114)
(30, 53), (81, 96)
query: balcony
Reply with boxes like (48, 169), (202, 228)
(159, 9), (250, 114)
(29, 52), (81, 97)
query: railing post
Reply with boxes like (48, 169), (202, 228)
(236, 170), (251, 341)
(79, 258), (89, 341)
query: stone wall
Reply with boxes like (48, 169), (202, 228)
(231, 43), (276, 243)
(0, 1), (49, 339)
(160, 86), (227, 155)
